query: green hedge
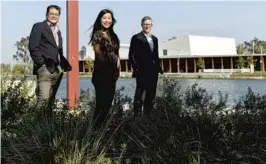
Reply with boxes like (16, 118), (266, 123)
(231, 71), (266, 77)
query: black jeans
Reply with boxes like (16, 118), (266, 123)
(92, 79), (116, 128)
(133, 72), (159, 117)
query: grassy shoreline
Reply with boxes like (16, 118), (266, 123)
(2, 72), (266, 80)
(2, 77), (266, 163)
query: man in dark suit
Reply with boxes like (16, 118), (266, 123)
(28, 5), (71, 107)
(129, 16), (163, 117)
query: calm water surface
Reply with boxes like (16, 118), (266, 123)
(57, 78), (266, 106)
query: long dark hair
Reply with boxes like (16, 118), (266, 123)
(89, 9), (120, 48)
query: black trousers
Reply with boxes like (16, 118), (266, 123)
(92, 79), (116, 128)
(133, 72), (159, 117)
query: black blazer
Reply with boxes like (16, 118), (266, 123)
(128, 32), (163, 77)
(28, 20), (71, 74)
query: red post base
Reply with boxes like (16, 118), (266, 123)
(66, 0), (79, 108)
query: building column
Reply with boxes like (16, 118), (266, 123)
(161, 59), (164, 72)
(193, 58), (196, 73)
(169, 58), (172, 73)
(125, 60), (128, 72)
(263, 56), (266, 72)
(212, 57), (214, 70)
(230, 57), (233, 69)
(261, 56), (265, 72)
(221, 57), (224, 70)
(67, 0), (79, 108)
(80, 60), (82, 73)
(203, 58), (205, 69)
(119, 61), (121, 73)
(185, 58), (188, 73)
(177, 58), (180, 73)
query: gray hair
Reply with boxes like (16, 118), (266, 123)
(141, 16), (153, 25)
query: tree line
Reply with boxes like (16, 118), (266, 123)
(236, 37), (266, 54)
(235, 38), (266, 69)
(1, 63), (32, 75)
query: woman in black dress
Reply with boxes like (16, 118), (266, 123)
(89, 9), (120, 128)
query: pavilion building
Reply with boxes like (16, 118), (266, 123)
(79, 35), (266, 73)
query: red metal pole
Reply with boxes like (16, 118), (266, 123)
(66, 0), (79, 108)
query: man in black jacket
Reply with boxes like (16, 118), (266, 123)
(28, 5), (71, 107)
(129, 16), (163, 117)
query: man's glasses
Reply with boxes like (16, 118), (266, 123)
(142, 24), (152, 26)
(49, 13), (60, 17)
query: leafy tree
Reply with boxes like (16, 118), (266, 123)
(246, 53), (254, 68)
(236, 44), (248, 54)
(237, 56), (245, 69)
(250, 37), (266, 53)
(79, 46), (86, 60)
(13, 36), (33, 74)
(237, 37), (266, 54)
(196, 58), (205, 71)
(13, 36), (32, 63)
(12, 64), (31, 75)
(85, 57), (94, 72)
(1, 64), (11, 74)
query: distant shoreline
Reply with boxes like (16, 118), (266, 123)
(1, 72), (266, 80)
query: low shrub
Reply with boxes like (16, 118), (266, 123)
(1, 77), (266, 164)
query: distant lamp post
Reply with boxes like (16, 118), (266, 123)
(252, 42), (255, 55)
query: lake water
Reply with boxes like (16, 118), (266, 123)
(56, 77), (266, 106)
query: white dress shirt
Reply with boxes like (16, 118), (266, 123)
(143, 32), (154, 52)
